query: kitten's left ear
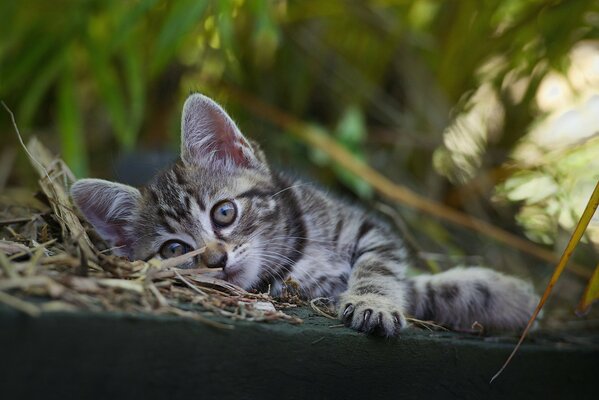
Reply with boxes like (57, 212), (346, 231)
(181, 93), (264, 170)
(70, 179), (141, 259)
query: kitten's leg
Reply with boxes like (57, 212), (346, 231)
(338, 220), (411, 336)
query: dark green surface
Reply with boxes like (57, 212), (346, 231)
(1, 307), (597, 400)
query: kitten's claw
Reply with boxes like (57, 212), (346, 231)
(338, 293), (408, 337)
(342, 304), (355, 323)
(360, 309), (373, 331)
(392, 312), (404, 330)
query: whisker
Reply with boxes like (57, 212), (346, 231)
(270, 182), (313, 199)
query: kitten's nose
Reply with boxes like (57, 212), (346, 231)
(201, 242), (228, 268)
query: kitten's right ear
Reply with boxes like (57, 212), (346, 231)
(70, 179), (141, 258)
(180, 93), (264, 170)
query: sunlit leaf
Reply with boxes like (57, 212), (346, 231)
(505, 175), (559, 204)
(336, 105), (366, 145)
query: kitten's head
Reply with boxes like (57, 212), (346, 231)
(71, 94), (290, 289)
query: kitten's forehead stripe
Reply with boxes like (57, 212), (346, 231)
(156, 209), (177, 234)
(237, 188), (274, 199)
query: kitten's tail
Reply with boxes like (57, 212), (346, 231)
(406, 267), (538, 333)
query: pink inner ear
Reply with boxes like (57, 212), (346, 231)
(205, 104), (251, 167)
(215, 136), (252, 168)
(185, 101), (255, 168)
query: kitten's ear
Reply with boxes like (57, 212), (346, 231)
(70, 179), (141, 258)
(180, 93), (263, 169)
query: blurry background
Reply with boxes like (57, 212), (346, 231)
(1, 0), (599, 326)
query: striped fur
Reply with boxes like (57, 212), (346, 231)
(71, 93), (538, 336)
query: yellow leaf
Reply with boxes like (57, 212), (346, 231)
(577, 263), (599, 314)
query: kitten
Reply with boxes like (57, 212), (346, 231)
(71, 93), (537, 336)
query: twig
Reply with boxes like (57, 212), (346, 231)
(1, 101), (51, 181)
(151, 267), (217, 280)
(0, 240), (31, 258)
(0, 217), (34, 226)
(406, 317), (449, 331)
(163, 307), (234, 330)
(156, 246), (206, 269)
(8, 238), (57, 261)
(309, 297), (337, 320)
(174, 269), (208, 297)
(147, 281), (169, 308)
(0, 252), (18, 279)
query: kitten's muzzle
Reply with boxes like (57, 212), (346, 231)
(201, 242), (228, 268)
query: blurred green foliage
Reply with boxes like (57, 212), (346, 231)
(1, 0), (599, 255)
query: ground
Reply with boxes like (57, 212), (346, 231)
(1, 305), (597, 400)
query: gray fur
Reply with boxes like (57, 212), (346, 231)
(71, 93), (538, 336)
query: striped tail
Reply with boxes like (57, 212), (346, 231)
(406, 267), (538, 333)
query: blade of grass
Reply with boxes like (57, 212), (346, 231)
(576, 262), (599, 315)
(490, 180), (599, 383)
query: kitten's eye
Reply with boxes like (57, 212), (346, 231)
(159, 240), (192, 259)
(211, 200), (237, 227)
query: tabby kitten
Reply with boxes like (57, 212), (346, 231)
(71, 94), (537, 336)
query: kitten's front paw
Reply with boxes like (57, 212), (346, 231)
(338, 293), (408, 337)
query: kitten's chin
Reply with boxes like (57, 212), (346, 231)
(218, 266), (248, 289)
(219, 259), (261, 291)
